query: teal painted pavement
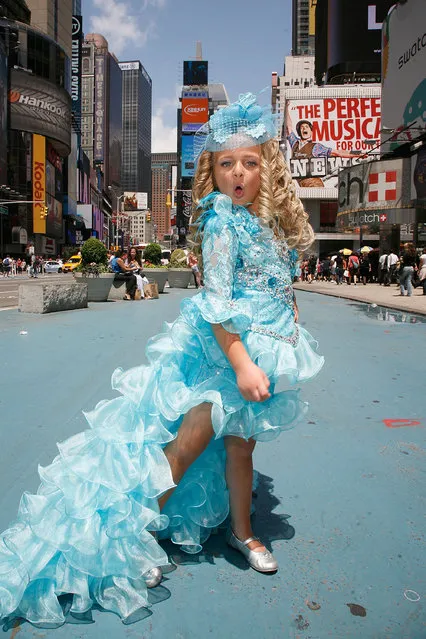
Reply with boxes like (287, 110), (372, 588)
(0, 290), (425, 638)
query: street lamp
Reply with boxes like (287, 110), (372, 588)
(108, 187), (125, 250)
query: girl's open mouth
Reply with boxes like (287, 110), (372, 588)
(234, 186), (244, 198)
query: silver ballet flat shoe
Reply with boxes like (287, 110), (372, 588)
(143, 566), (163, 588)
(226, 530), (278, 573)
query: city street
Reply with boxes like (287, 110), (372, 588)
(0, 289), (425, 638)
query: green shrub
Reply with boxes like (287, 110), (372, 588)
(170, 249), (189, 268)
(81, 237), (108, 265)
(143, 243), (162, 265)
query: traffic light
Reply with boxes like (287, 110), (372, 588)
(40, 205), (48, 219)
(166, 193), (172, 207)
(146, 213), (151, 222)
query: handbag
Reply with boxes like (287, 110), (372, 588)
(343, 269), (349, 278)
(143, 282), (159, 299)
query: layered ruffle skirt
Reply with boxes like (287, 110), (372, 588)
(0, 297), (324, 627)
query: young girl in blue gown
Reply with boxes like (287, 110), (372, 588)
(0, 93), (324, 627)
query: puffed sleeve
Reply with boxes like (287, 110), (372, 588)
(191, 215), (252, 334)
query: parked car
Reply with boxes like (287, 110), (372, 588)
(62, 255), (82, 272)
(44, 260), (63, 274)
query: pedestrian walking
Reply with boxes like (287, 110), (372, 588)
(0, 92), (324, 626)
(2, 255), (12, 277)
(378, 251), (388, 285)
(359, 253), (371, 285)
(384, 250), (398, 286)
(416, 247), (426, 295)
(399, 243), (416, 296)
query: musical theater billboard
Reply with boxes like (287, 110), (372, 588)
(282, 88), (381, 192)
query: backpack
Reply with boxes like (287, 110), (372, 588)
(3, 258), (10, 267)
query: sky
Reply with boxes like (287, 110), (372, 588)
(82, 0), (293, 152)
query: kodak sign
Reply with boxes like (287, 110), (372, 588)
(33, 134), (46, 234)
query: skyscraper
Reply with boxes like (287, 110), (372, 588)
(26, 0), (73, 57)
(292, 0), (316, 56)
(120, 61), (152, 206)
(81, 34), (122, 191)
(152, 152), (178, 240)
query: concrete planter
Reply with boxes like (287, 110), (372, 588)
(144, 268), (168, 293)
(74, 272), (115, 302)
(168, 269), (192, 288)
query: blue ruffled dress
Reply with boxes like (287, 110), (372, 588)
(0, 193), (324, 627)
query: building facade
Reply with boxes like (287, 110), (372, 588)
(1, 14), (72, 257)
(26, 0), (73, 58)
(152, 152), (177, 241)
(128, 211), (152, 245)
(120, 61), (152, 205)
(81, 34), (122, 192)
(292, 0), (315, 56)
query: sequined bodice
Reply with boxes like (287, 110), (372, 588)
(196, 193), (299, 343)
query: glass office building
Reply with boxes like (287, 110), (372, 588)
(120, 61), (152, 206)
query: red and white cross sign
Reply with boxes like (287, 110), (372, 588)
(368, 171), (397, 202)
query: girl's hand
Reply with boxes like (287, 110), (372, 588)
(236, 362), (271, 402)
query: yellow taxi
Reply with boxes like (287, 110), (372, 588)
(62, 255), (82, 272)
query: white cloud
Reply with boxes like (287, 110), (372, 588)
(152, 98), (177, 153)
(90, 0), (157, 56)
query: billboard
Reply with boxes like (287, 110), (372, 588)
(9, 70), (71, 155)
(181, 136), (195, 178)
(382, 0), (426, 138)
(182, 97), (209, 132)
(183, 61), (208, 86)
(0, 37), (7, 187)
(309, 0), (316, 36)
(94, 53), (106, 162)
(318, 0), (395, 83)
(283, 95), (381, 189)
(124, 192), (148, 211)
(71, 15), (83, 133)
(336, 158), (424, 229)
(33, 134), (46, 234)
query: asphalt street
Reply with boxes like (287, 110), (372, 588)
(0, 289), (425, 638)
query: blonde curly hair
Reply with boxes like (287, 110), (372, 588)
(190, 139), (314, 258)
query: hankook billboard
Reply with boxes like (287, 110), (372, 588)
(9, 69), (71, 156)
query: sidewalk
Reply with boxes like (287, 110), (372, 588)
(294, 279), (426, 315)
(0, 290), (425, 638)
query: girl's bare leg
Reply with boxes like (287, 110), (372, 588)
(159, 402), (214, 510)
(225, 435), (266, 552)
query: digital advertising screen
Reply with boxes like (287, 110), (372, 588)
(181, 136), (195, 178)
(183, 61), (208, 86)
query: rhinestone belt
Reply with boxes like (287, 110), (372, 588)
(250, 324), (300, 346)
